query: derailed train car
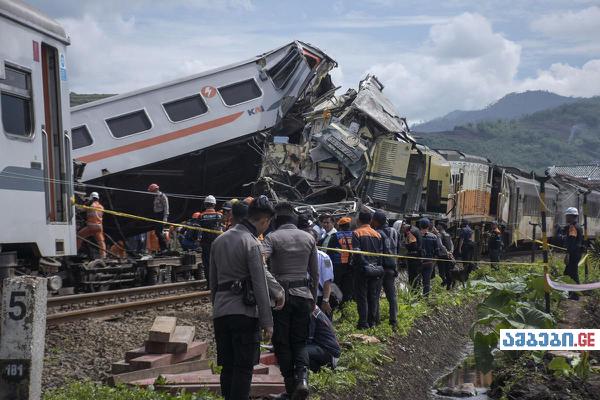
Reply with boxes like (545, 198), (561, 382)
(254, 75), (451, 219)
(71, 41), (337, 239)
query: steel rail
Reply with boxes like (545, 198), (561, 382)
(47, 280), (206, 307)
(46, 290), (211, 325)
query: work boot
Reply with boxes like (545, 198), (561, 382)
(292, 367), (309, 400)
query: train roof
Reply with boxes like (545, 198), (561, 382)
(0, 0), (69, 44)
(434, 149), (491, 164)
(72, 41), (336, 112)
(550, 164), (600, 181)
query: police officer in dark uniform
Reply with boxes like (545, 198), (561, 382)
(488, 221), (503, 270)
(262, 202), (319, 400)
(199, 195), (224, 283)
(419, 218), (440, 296)
(402, 220), (423, 289)
(209, 196), (281, 400)
(371, 210), (399, 329)
(561, 207), (584, 300)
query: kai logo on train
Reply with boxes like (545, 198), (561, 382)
(200, 86), (217, 98)
(247, 106), (264, 116)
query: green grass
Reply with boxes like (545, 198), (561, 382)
(44, 381), (220, 400)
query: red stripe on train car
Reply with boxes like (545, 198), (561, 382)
(78, 111), (244, 163)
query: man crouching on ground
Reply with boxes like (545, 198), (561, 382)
(209, 196), (280, 400)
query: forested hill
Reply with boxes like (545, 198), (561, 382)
(418, 97), (600, 172)
(70, 92), (115, 107)
(413, 91), (581, 133)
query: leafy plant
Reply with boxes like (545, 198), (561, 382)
(470, 272), (557, 373)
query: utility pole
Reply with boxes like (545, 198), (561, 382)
(529, 221), (538, 263)
(583, 189), (590, 281)
(534, 173), (551, 314)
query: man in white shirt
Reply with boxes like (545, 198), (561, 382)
(315, 249), (334, 318)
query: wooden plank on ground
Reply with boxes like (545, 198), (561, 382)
(145, 326), (195, 354)
(149, 316), (177, 342)
(129, 341), (207, 369)
(110, 359), (211, 385)
(125, 347), (147, 362)
(156, 382), (285, 397)
(259, 352), (278, 365)
(169, 326), (195, 351)
(111, 360), (136, 375)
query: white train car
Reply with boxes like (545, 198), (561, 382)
(0, 0), (75, 265)
(71, 41), (336, 239)
(551, 173), (600, 239)
(497, 168), (558, 245)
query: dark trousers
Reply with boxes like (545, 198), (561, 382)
(407, 258), (422, 288)
(153, 213), (167, 251)
(564, 252), (581, 299)
(201, 245), (211, 283)
(409, 260), (433, 296)
(381, 270), (397, 325)
(354, 269), (381, 329)
(213, 315), (260, 400)
(306, 344), (332, 372)
(438, 259), (453, 290)
(462, 241), (475, 269)
(333, 263), (354, 303)
(421, 261), (434, 296)
(272, 295), (312, 379)
(489, 249), (500, 269)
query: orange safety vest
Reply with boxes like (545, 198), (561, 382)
(87, 201), (104, 226)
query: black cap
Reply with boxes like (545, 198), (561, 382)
(274, 202), (297, 218)
(249, 195), (275, 216)
(418, 217), (430, 229)
(373, 210), (387, 224)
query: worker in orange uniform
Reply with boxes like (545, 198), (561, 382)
(77, 192), (106, 258)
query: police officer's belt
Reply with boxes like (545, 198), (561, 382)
(216, 281), (242, 292)
(278, 278), (309, 289)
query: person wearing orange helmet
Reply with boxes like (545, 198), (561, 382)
(148, 183), (169, 252)
(77, 192), (106, 258)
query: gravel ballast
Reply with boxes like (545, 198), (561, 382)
(42, 299), (214, 390)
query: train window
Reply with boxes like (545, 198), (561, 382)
(72, 125), (93, 149)
(106, 110), (152, 138)
(0, 66), (33, 138)
(268, 48), (302, 89)
(218, 79), (261, 106)
(163, 94), (208, 122)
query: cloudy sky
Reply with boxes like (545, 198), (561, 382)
(31, 0), (600, 122)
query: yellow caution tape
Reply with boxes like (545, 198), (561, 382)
(75, 203), (224, 235)
(76, 203), (579, 268)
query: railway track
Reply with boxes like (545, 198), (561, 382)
(46, 280), (210, 326)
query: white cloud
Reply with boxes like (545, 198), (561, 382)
(519, 60), (600, 97)
(60, 14), (282, 94)
(530, 6), (600, 40)
(367, 12), (600, 122)
(368, 13), (521, 121)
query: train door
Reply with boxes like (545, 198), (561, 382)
(41, 43), (68, 223)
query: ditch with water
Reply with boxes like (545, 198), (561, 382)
(431, 345), (492, 400)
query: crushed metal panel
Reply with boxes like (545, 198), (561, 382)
(311, 123), (367, 178)
(362, 138), (412, 212)
(351, 75), (411, 137)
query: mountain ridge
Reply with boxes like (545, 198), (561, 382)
(413, 90), (581, 133)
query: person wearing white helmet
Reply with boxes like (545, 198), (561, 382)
(148, 183), (169, 252)
(77, 191), (106, 258)
(199, 194), (224, 282)
(560, 207), (583, 300)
